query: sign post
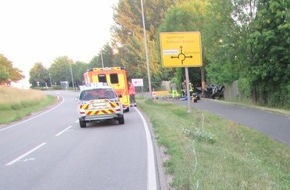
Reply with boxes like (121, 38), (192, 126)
(160, 31), (203, 113)
(132, 78), (144, 98)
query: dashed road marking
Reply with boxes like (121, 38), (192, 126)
(6, 143), (46, 166)
(55, 126), (73, 137)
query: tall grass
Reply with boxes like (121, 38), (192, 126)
(0, 87), (56, 124)
(138, 99), (290, 190)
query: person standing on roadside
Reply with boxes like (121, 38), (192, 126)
(181, 79), (187, 98)
(170, 81), (178, 98)
(129, 81), (136, 106)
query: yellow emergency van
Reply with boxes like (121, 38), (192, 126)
(83, 67), (130, 111)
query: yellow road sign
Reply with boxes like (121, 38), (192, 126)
(160, 31), (202, 67)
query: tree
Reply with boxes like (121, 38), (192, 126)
(29, 62), (49, 87)
(88, 56), (100, 68)
(111, 0), (178, 88)
(73, 61), (88, 86)
(203, 0), (240, 84)
(30, 57), (88, 88)
(98, 43), (117, 67)
(49, 56), (74, 85)
(0, 54), (24, 85)
(0, 63), (9, 84)
(203, 0), (260, 103)
(250, 0), (290, 106)
(89, 43), (119, 69)
(157, 0), (207, 86)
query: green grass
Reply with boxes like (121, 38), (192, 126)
(138, 98), (290, 190)
(0, 87), (57, 124)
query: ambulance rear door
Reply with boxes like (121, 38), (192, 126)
(108, 72), (130, 109)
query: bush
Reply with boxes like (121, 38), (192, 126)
(287, 83), (290, 108)
(238, 78), (251, 100)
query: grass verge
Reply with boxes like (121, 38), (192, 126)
(138, 98), (290, 190)
(0, 87), (57, 124)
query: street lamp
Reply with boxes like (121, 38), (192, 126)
(69, 62), (75, 91)
(140, 0), (152, 98)
(49, 73), (52, 87)
(100, 49), (104, 68)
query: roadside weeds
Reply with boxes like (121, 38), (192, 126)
(138, 98), (290, 190)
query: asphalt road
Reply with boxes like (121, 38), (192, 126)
(0, 91), (157, 190)
(174, 98), (290, 146)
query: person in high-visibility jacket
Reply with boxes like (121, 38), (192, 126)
(189, 82), (194, 96)
(170, 82), (178, 98)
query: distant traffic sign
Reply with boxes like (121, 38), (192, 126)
(160, 32), (202, 67)
(132, 78), (143, 87)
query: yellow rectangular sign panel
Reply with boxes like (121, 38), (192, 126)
(160, 31), (202, 67)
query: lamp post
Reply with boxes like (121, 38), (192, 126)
(49, 73), (52, 87)
(69, 62), (75, 91)
(100, 49), (104, 68)
(140, 0), (152, 98)
(140, 1), (157, 190)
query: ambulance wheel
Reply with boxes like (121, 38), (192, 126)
(79, 119), (86, 128)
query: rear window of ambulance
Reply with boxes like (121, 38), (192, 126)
(110, 73), (118, 84)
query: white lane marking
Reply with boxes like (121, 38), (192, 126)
(0, 98), (65, 132)
(6, 143), (46, 166)
(134, 107), (157, 190)
(55, 126), (73, 137)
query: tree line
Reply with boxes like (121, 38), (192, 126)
(1, 0), (289, 108)
(111, 0), (290, 107)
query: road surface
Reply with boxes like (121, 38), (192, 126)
(174, 98), (290, 146)
(0, 91), (157, 190)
